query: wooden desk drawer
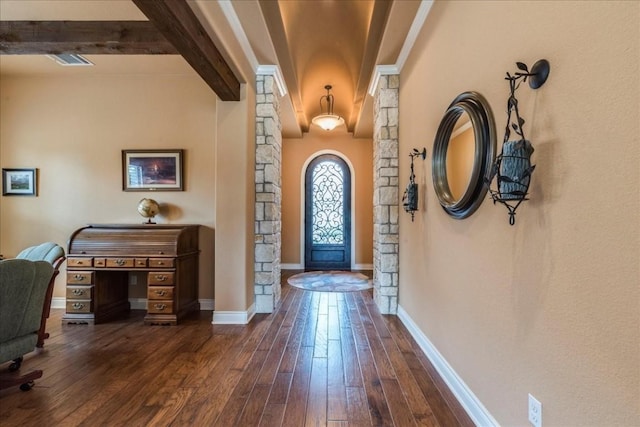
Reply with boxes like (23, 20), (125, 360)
(149, 258), (175, 268)
(94, 258), (106, 267)
(105, 258), (134, 268)
(147, 301), (174, 314)
(67, 271), (93, 285)
(66, 300), (92, 313)
(67, 257), (93, 268)
(148, 286), (174, 300)
(148, 272), (175, 285)
(67, 286), (93, 300)
(135, 258), (148, 268)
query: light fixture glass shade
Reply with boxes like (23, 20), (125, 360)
(311, 85), (345, 131)
(311, 114), (345, 131)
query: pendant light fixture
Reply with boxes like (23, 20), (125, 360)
(311, 85), (345, 131)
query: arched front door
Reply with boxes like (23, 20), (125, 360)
(304, 154), (351, 270)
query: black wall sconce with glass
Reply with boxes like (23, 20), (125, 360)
(403, 147), (427, 221)
(487, 59), (550, 225)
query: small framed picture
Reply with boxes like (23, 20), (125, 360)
(122, 149), (184, 191)
(2, 168), (37, 196)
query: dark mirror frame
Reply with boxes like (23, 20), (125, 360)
(432, 91), (496, 219)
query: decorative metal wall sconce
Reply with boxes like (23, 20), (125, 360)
(487, 59), (550, 225)
(403, 147), (427, 221)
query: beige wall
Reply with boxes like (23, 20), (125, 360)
(0, 73), (218, 301)
(399, 1), (639, 425)
(214, 84), (256, 311)
(282, 127), (373, 267)
(447, 124), (474, 201)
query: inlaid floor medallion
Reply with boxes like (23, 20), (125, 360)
(287, 271), (373, 292)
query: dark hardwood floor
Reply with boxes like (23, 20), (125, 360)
(0, 272), (473, 426)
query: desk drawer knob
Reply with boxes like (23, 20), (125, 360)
(72, 303), (85, 310)
(154, 304), (166, 310)
(74, 274), (85, 281)
(72, 289), (84, 296)
(115, 259), (126, 266)
(155, 290), (166, 297)
(155, 275), (167, 282)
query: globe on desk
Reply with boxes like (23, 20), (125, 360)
(137, 198), (160, 224)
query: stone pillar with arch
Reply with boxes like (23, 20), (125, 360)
(254, 74), (282, 313)
(372, 74), (400, 314)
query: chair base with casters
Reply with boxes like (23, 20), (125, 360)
(0, 259), (54, 391)
(0, 357), (42, 391)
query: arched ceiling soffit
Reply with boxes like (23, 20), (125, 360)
(0, 0), (430, 138)
(265, 0), (379, 134)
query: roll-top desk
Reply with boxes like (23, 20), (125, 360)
(63, 224), (199, 325)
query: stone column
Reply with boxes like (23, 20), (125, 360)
(372, 74), (399, 314)
(254, 74), (282, 313)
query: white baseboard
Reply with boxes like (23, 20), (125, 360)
(129, 298), (146, 310)
(281, 263), (303, 270)
(52, 297), (66, 309)
(212, 303), (255, 325)
(397, 305), (498, 427)
(199, 299), (214, 310)
(52, 297), (215, 311)
(281, 263), (373, 271)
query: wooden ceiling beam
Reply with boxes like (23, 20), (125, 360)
(132, 0), (240, 101)
(0, 21), (178, 55)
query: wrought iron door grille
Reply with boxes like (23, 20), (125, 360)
(311, 161), (344, 244)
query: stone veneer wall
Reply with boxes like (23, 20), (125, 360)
(372, 74), (400, 314)
(254, 74), (282, 313)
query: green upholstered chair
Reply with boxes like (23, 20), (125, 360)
(16, 242), (65, 347)
(0, 259), (54, 391)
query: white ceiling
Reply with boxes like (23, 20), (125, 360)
(0, 0), (429, 138)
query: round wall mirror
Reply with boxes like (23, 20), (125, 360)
(432, 91), (496, 219)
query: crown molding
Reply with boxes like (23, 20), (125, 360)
(217, 0), (259, 71)
(256, 64), (288, 97)
(217, 1), (287, 98)
(367, 0), (435, 97)
(396, 0), (434, 71)
(368, 64), (401, 96)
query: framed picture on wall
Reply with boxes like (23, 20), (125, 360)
(2, 168), (37, 196)
(122, 149), (184, 191)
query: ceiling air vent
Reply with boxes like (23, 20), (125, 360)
(47, 54), (94, 67)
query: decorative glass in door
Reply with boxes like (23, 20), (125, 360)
(305, 154), (351, 270)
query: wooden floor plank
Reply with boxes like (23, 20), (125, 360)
(57, 379), (130, 426)
(259, 403), (286, 426)
(353, 291), (396, 380)
(214, 348), (270, 425)
(385, 315), (474, 427)
(236, 383), (272, 426)
(346, 386), (372, 424)
(345, 293), (394, 426)
(381, 378), (421, 426)
(0, 274), (473, 427)
(381, 336), (440, 426)
(281, 345), (314, 427)
(279, 290), (312, 374)
(145, 387), (195, 427)
(305, 357), (328, 427)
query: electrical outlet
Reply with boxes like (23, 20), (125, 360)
(129, 274), (137, 285)
(528, 394), (542, 427)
